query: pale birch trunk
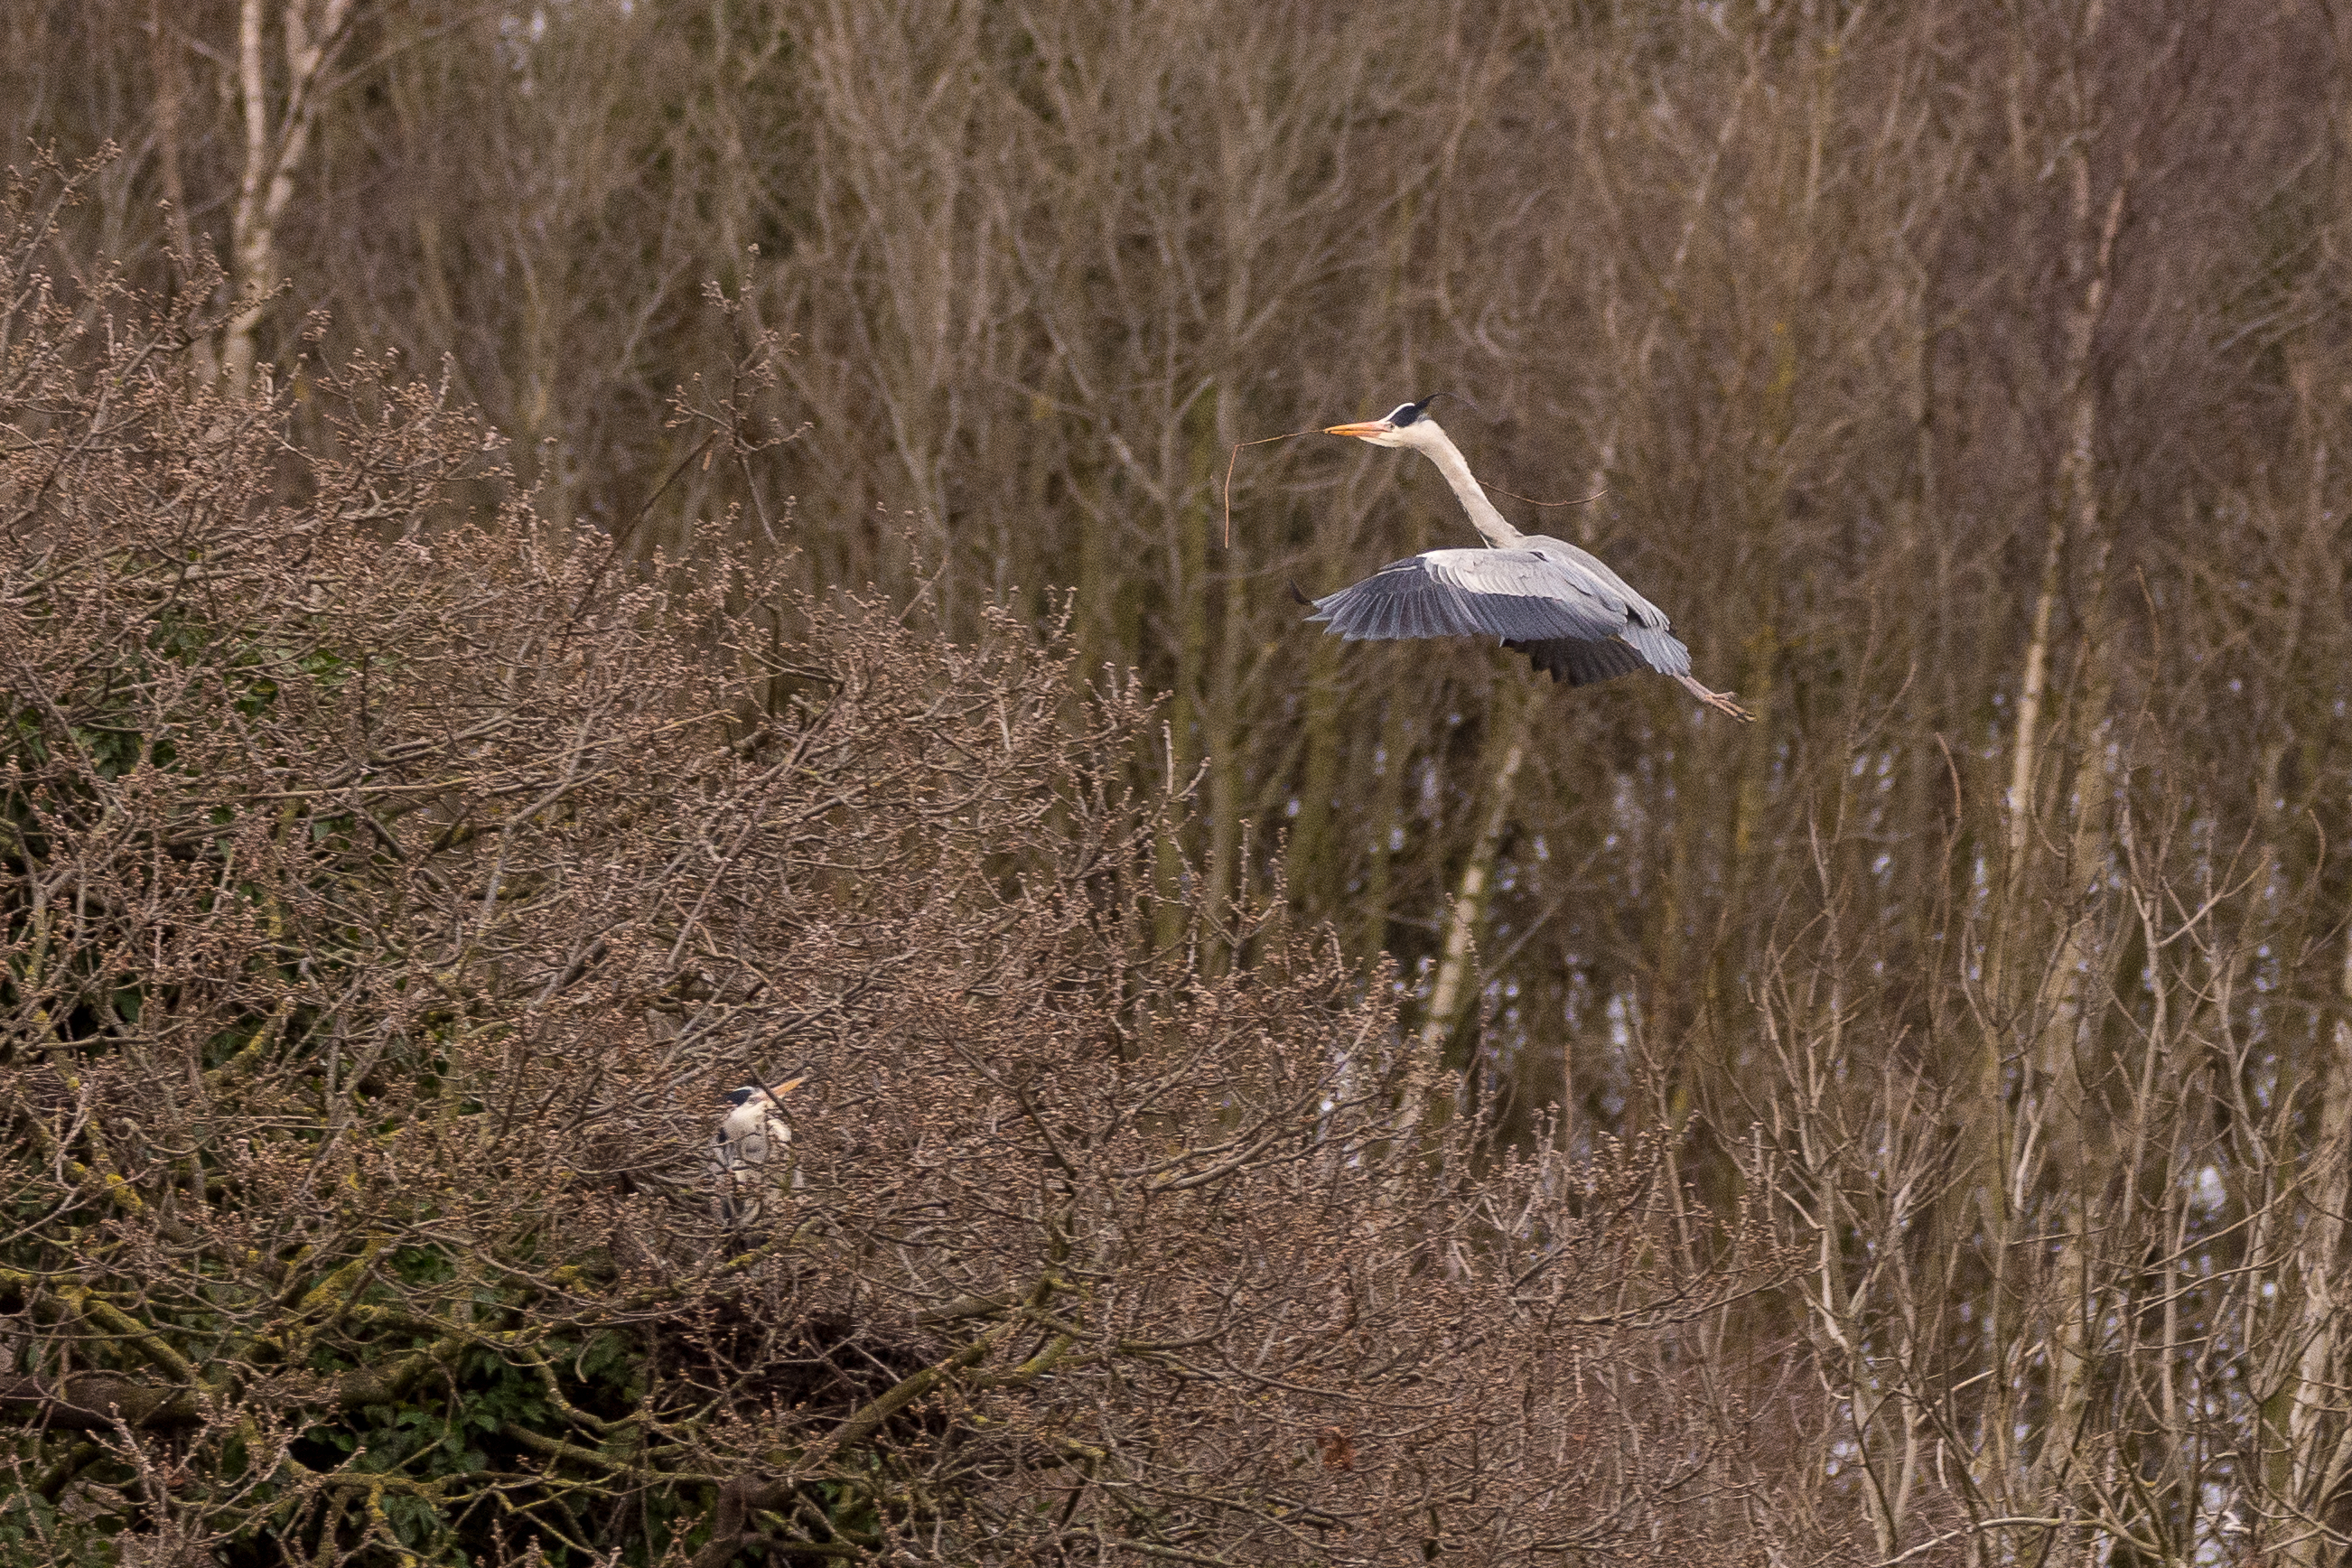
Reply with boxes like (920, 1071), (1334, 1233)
(2016, 161), (2128, 1515)
(224, 0), (354, 399)
(1406, 682), (1530, 1131)
(1982, 33), (2132, 1548)
(1419, 692), (1530, 1056)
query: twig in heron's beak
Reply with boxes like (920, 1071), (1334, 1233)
(1221, 430), (1318, 549)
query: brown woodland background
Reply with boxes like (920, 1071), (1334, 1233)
(8, 0), (2352, 1564)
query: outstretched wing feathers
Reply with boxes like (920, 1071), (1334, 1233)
(1310, 548), (1629, 646)
(1308, 545), (1694, 684)
(1523, 537), (1658, 622)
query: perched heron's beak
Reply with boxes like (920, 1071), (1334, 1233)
(1323, 420), (1395, 440)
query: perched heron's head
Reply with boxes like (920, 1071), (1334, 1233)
(722, 1075), (809, 1108)
(1325, 396), (1447, 450)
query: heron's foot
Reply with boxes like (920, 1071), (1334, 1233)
(1676, 675), (1758, 723)
(1710, 691), (1758, 723)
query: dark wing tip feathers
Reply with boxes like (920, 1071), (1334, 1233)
(1506, 636), (1650, 687)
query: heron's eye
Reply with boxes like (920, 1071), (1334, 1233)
(1386, 402), (1421, 426)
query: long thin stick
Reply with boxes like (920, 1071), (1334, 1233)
(1223, 431), (1317, 547)
(1487, 482), (1609, 509)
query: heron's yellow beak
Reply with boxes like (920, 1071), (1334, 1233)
(1323, 420), (1394, 439)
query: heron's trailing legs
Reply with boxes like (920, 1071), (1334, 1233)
(1675, 675), (1756, 723)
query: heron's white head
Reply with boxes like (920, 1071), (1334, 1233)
(1325, 396), (1451, 450)
(722, 1075), (808, 1110)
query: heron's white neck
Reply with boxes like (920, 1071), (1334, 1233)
(1414, 421), (1524, 548)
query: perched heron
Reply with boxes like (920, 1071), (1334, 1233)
(714, 1076), (807, 1227)
(1309, 397), (1755, 721)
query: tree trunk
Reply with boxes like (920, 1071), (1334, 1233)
(1408, 680), (1530, 1128)
(224, 0), (355, 398)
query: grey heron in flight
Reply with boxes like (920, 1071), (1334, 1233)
(714, 1076), (807, 1227)
(1309, 397), (1755, 722)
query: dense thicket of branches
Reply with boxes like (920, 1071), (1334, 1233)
(13, 1), (2352, 1563)
(0, 168), (1800, 1565)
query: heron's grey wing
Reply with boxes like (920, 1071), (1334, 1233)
(1615, 622), (1692, 677)
(1308, 549), (1630, 645)
(1506, 636), (1652, 686)
(1519, 536), (1657, 612)
(1517, 537), (1693, 677)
